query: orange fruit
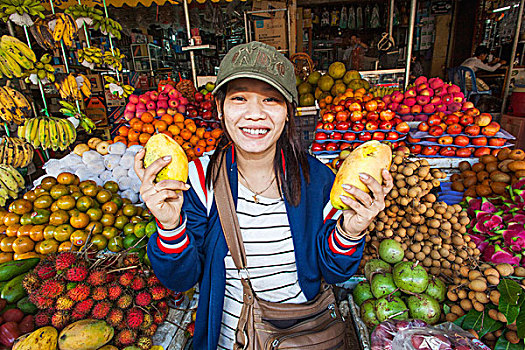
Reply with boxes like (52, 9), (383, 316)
(17, 225), (32, 237)
(132, 120), (143, 131)
(173, 135), (184, 145)
(161, 114), (173, 125)
(142, 123), (154, 134)
(181, 141), (193, 151)
(6, 224), (21, 237)
(154, 120), (168, 132)
(205, 145), (215, 152)
(186, 149), (195, 160)
(206, 137), (216, 146)
(129, 118), (140, 126)
(161, 130), (173, 138)
(128, 141), (139, 146)
(203, 131), (211, 139)
(128, 129), (140, 142)
(140, 111), (154, 123)
(180, 129), (192, 141)
(186, 122), (197, 133)
(211, 128), (223, 139)
(195, 127), (206, 139)
(12, 236), (34, 254)
(174, 113), (184, 123)
(184, 119), (194, 126)
(113, 136), (127, 145)
(139, 133), (151, 144)
(118, 125), (129, 136)
(189, 135), (200, 146)
(29, 225), (45, 241)
(194, 146), (205, 157)
(168, 125), (180, 136)
(197, 139), (207, 148)
(324, 95), (333, 104)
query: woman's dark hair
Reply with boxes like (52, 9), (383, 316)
(205, 87), (310, 207)
(475, 46), (490, 57)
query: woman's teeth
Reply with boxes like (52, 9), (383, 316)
(242, 128), (268, 135)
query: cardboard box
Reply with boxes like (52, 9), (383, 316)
(85, 97), (108, 127)
(252, 1), (286, 18)
(254, 17), (288, 51)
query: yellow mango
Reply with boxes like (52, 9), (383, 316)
(143, 133), (189, 183)
(13, 326), (57, 350)
(58, 319), (114, 350)
(330, 141), (392, 210)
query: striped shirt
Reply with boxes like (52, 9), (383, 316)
(217, 183), (307, 349)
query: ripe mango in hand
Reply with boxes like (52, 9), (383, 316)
(143, 133), (189, 183)
(330, 141), (392, 210)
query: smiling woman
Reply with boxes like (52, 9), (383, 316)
(135, 41), (393, 350)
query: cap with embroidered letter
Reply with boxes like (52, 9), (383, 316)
(213, 41), (298, 104)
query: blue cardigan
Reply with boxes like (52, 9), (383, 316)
(147, 147), (365, 349)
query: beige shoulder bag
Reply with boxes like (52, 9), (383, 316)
(214, 160), (348, 349)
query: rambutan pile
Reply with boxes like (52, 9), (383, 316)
(23, 252), (173, 349)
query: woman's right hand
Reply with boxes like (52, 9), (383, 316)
(134, 149), (190, 230)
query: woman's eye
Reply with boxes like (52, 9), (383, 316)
(231, 96), (245, 101)
(264, 97), (280, 102)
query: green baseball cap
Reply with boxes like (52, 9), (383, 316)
(213, 41), (298, 104)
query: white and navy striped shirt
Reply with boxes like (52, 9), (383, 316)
(217, 183), (307, 349)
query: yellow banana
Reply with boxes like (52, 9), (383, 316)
(53, 15), (65, 42)
(3, 85), (31, 112)
(0, 86), (17, 112)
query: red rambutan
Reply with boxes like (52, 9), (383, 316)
(91, 286), (108, 301)
(108, 283), (123, 301)
(65, 265), (88, 282)
(146, 275), (161, 287)
(135, 291), (152, 307)
(123, 253), (140, 267)
(34, 312), (51, 327)
(143, 323), (157, 337)
(30, 294), (54, 309)
(74, 299), (94, 315)
(67, 284), (90, 302)
(156, 300), (168, 311)
(131, 276), (146, 291)
(39, 280), (65, 299)
(55, 296), (75, 310)
(118, 271), (135, 287)
(87, 269), (107, 286)
(115, 329), (137, 347)
(91, 301), (111, 319)
(153, 310), (166, 324)
(71, 311), (84, 321)
(107, 308), (125, 327)
(150, 285), (167, 300)
(51, 311), (70, 330)
(126, 307), (144, 329)
(55, 252), (77, 271)
(22, 272), (41, 294)
(35, 263), (57, 280)
(117, 294), (133, 309)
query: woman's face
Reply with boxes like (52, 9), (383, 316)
(221, 79), (288, 157)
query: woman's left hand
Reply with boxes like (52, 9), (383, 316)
(339, 169), (394, 237)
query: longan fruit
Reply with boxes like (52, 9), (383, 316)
(469, 279), (488, 292)
(450, 305), (465, 316)
(460, 266), (470, 278)
(514, 266), (525, 277)
(487, 275), (500, 286)
(460, 299), (473, 311)
(446, 313), (458, 322)
(497, 312), (507, 323)
(475, 292), (489, 304)
(490, 290), (500, 305)
(457, 289), (468, 299)
(473, 301), (485, 312)
(468, 270), (482, 281)
(447, 290), (458, 302)
(496, 263), (514, 277)
(488, 309), (499, 321)
(506, 331), (520, 344)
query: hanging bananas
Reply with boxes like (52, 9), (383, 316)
(0, 35), (36, 79)
(0, 136), (34, 168)
(30, 17), (56, 50)
(78, 47), (103, 66)
(51, 13), (78, 48)
(23, 53), (55, 85)
(55, 73), (91, 101)
(0, 85), (32, 124)
(20, 115), (77, 151)
(65, 4), (104, 24)
(0, 164), (25, 205)
(93, 17), (122, 40)
(103, 48), (124, 71)
(104, 75), (134, 99)
(59, 100), (95, 133)
(0, 0), (46, 26)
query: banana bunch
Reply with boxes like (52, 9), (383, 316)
(23, 53), (55, 84)
(370, 86), (402, 98)
(20, 115), (77, 151)
(59, 100), (95, 133)
(65, 4), (103, 22)
(0, 164), (25, 206)
(0, 0), (46, 24)
(93, 17), (122, 40)
(78, 47), (103, 65)
(51, 13), (78, 48)
(104, 75), (135, 98)
(103, 48), (124, 71)
(0, 85), (32, 124)
(30, 17), (56, 50)
(0, 136), (34, 168)
(0, 35), (36, 79)
(55, 73), (92, 100)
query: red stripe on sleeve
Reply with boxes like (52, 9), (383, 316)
(193, 159), (207, 201)
(333, 230), (358, 249)
(157, 236), (190, 254)
(323, 207), (338, 223)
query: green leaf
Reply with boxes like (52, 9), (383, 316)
(453, 314), (466, 327)
(443, 304), (451, 314)
(477, 316), (503, 338)
(498, 279), (522, 305)
(494, 331), (525, 350)
(462, 309), (483, 331)
(499, 297), (521, 324)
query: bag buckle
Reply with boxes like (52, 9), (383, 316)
(328, 303), (337, 318)
(238, 268), (250, 280)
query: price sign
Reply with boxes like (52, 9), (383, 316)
(104, 89), (126, 108)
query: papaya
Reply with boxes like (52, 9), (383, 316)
(1, 273), (27, 303)
(12, 326), (58, 350)
(330, 141), (392, 210)
(143, 133), (188, 183)
(0, 258), (39, 281)
(17, 296), (37, 314)
(58, 319), (114, 350)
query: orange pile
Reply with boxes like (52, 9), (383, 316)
(318, 87), (373, 114)
(114, 111), (223, 161)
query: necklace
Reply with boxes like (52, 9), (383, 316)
(237, 169), (276, 204)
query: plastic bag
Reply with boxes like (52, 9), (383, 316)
(112, 166), (128, 179)
(128, 167), (138, 179)
(120, 152), (135, 169)
(371, 320), (428, 350)
(90, 161), (106, 175)
(82, 150), (103, 165)
(127, 144), (143, 154)
(109, 142), (127, 155)
(75, 167), (92, 181)
(98, 171), (113, 183)
(104, 154), (122, 170)
(61, 153), (82, 167)
(118, 176), (133, 190)
(121, 189), (139, 203)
